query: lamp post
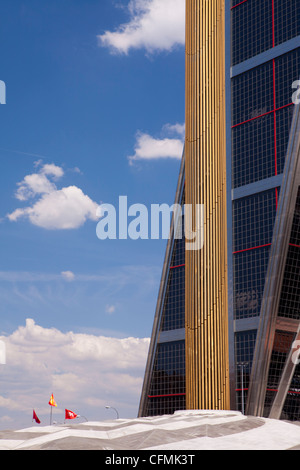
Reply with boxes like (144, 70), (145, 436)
(105, 405), (119, 419)
(237, 362), (248, 415)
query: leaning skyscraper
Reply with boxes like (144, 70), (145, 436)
(139, 0), (300, 420)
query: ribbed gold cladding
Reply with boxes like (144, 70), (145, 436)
(185, 0), (230, 410)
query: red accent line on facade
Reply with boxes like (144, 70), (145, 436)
(234, 243), (300, 256)
(236, 388), (300, 395)
(273, 60), (278, 176)
(277, 102), (295, 112)
(170, 264), (185, 270)
(275, 187), (278, 210)
(150, 389), (300, 399)
(233, 243), (272, 255)
(148, 393), (186, 398)
(232, 110), (274, 129)
(231, 0), (248, 10)
(231, 103), (294, 129)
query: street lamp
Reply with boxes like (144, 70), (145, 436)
(237, 361), (249, 415)
(105, 405), (119, 419)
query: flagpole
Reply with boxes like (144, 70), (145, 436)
(49, 393), (57, 425)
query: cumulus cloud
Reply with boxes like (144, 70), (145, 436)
(15, 173), (56, 202)
(41, 163), (65, 179)
(129, 123), (184, 164)
(7, 164), (99, 230)
(0, 319), (149, 429)
(163, 123), (185, 138)
(98, 0), (185, 55)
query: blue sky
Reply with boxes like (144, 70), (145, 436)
(0, 0), (185, 428)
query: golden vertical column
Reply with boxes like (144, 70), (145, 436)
(185, 0), (230, 410)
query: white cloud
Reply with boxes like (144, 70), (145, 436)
(41, 163), (64, 179)
(61, 271), (75, 282)
(129, 123), (184, 164)
(0, 396), (22, 411)
(163, 122), (185, 138)
(105, 305), (116, 315)
(15, 163), (64, 202)
(0, 340), (5, 365)
(15, 173), (57, 201)
(7, 164), (99, 230)
(0, 319), (149, 428)
(98, 0), (185, 55)
(72, 167), (82, 175)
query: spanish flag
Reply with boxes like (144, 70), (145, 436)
(48, 394), (57, 407)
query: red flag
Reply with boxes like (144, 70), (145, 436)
(65, 409), (78, 420)
(33, 410), (41, 424)
(48, 394), (57, 407)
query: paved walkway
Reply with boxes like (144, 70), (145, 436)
(0, 410), (299, 450)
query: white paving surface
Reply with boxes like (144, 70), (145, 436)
(0, 410), (299, 450)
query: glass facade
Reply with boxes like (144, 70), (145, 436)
(235, 330), (257, 411)
(144, 191), (186, 416)
(264, 331), (300, 420)
(278, 189), (300, 321)
(232, 49), (300, 189)
(162, 206), (185, 332)
(146, 340), (186, 416)
(263, 188), (300, 420)
(231, 0), (300, 66)
(161, 264), (185, 332)
(231, 0), (300, 418)
(140, 1), (300, 419)
(233, 246), (271, 320)
(231, 0), (273, 66)
(232, 188), (278, 321)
